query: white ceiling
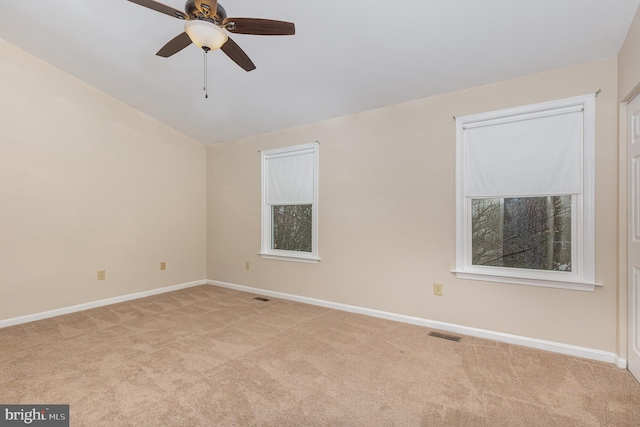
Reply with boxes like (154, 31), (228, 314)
(1, 0), (638, 144)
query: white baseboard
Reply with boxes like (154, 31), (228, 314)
(615, 356), (628, 369)
(0, 280), (207, 329)
(207, 279), (627, 369)
(2, 278), (626, 370)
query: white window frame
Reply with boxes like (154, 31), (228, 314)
(454, 95), (597, 291)
(260, 142), (319, 263)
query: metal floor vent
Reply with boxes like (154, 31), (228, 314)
(428, 331), (462, 342)
(253, 297), (270, 302)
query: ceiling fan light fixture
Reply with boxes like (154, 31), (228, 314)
(184, 20), (228, 50)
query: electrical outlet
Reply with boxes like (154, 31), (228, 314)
(160, 262), (166, 270)
(245, 261), (250, 271)
(97, 270), (106, 280)
(434, 283), (443, 296)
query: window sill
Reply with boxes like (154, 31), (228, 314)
(451, 270), (602, 292)
(260, 253), (320, 264)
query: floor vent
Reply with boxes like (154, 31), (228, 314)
(253, 297), (270, 302)
(428, 331), (461, 342)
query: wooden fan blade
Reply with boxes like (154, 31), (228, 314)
(156, 32), (193, 57)
(127, 0), (188, 20)
(221, 37), (256, 72)
(223, 18), (295, 35)
(194, 0), (218, 18)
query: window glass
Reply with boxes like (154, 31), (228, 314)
(471, 196), (571, 271)
(272, 204), (312, 252)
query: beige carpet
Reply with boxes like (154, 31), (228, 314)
(1, 285), (639, 426)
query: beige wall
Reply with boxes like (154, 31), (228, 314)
(207, 58), (619, 352)
(0, 39), (207, 320)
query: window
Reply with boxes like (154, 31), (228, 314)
(455, 95), (596, 291)
(261, 142), (319, 262)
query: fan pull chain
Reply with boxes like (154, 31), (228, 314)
(203, 49), (209, 99)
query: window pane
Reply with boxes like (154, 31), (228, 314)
(471, 196), (571, 271)
(272, 204), (312, 252)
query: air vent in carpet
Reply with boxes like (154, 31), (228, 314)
(253, 297), (270, 302)
(428, 331), (461, 342)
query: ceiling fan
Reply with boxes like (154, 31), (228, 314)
(127, 0), (295, 72)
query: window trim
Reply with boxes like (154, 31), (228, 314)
(260, 142), (319, 263)
(454, 95), (597, 291)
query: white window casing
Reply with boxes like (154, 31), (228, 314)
(261, 142), (319, 263)
(454, 94), (597, 291)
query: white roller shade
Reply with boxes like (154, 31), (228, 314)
(266, 149), (315, 205)
(464, 108), (583, 197)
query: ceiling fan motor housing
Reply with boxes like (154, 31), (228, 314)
(185, 0), (227, 23)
